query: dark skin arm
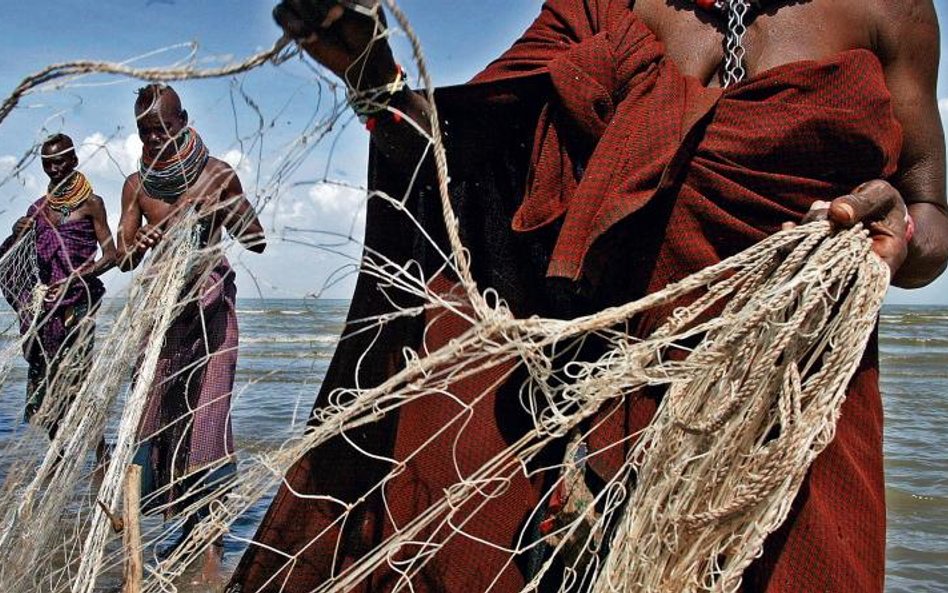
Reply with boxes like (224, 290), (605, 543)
(12, 198), (115, 266)
(78, 195), (117, 278)
(272, 0), (433, 162)
(216, 170), (267, 253)
(12, 215), (35, 237)
(874, 0), (948, 287)
(804, 0), (948, 287)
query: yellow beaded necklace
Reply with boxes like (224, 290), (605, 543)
(47, 171), (92, 224)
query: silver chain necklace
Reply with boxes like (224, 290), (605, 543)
(692, 0), (758, 87)
(722, 0), (750, 87)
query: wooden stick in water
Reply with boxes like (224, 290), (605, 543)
(96, 499), (124, 533)
(123, 464), (143, 593)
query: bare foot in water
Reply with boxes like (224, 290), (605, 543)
(195, 540), (226, 589)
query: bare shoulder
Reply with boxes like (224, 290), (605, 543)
(121, 172), (149, 207)
(870, 0), (939, 63)
(83, 193), (108, 218)
(205, 156), (238, 179)
(87, 194), (106, 210)
(204, 156), (241, 192)
(122, 172), (142, 193)
(878, 0), (939, 25)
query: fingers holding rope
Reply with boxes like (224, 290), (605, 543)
(273, 0), (396, 89)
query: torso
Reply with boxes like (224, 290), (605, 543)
(31, 194), (104, 294)
(632, 0), (879, 87)
(38, 194), (99, 228)
(131, 156), (235, 246)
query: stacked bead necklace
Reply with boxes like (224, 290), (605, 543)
(139, 127), (209, 202)
(47, 171), (92, 225)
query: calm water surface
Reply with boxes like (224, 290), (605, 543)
(0, 300), (944, 591)
(879, 306), (948, 592)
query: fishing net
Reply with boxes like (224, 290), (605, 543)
(0, 227), (44, 400)
(0, 227), (41, 318)
(0, 2), (889, 592)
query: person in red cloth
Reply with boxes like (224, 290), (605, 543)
(229, 1), (948, 592)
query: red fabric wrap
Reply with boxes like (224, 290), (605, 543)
(230, 1), (901, 591)
(477, 1), (899, 282)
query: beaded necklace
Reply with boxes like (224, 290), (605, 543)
(139, 127), (209, 202)
(47, 171), (92, 225)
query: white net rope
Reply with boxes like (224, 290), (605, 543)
(0, 227), (43, 375)
(0, 227), (41, 315)
(0, 2), (889, 593)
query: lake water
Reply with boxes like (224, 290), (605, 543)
(0, 300), (944, 591)
(878, 306), (948, 592)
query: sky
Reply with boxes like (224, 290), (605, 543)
(0, 0), (946, 304)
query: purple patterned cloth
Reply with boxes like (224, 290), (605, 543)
(135, 259), (238, 515)
(0, 199), (104, 427)
(1, 200), (104, 334)
(28, 200), (105, 345)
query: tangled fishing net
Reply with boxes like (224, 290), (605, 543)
(0, 2), (889, 592)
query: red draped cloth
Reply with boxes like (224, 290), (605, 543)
(230, 1), (900, 591)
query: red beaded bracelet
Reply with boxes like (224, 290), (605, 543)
(350, 64), (407, 131)
(364, 109), (404, 132)
(695, 0), (722, 11)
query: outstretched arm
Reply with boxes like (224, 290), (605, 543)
(219, 169), (266, 253)
(272, 0), (433, 164)
(821, 0), (948, 287)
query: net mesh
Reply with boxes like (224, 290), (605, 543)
(0, 3), (889, 593)
(0, 227), (42, 324)
(0, 227), (45, 408)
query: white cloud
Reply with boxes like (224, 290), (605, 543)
(220, 148), (254, 177)
(273, 197), (308, 225)
(77, 132), (142, 181)
(220, 185), (365, 299)
(254, 182), (367, 235)
(0, 153), (43, 205)
(307, 183), (366, 217)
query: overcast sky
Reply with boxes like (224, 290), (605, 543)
(1, 1), (946, 304)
